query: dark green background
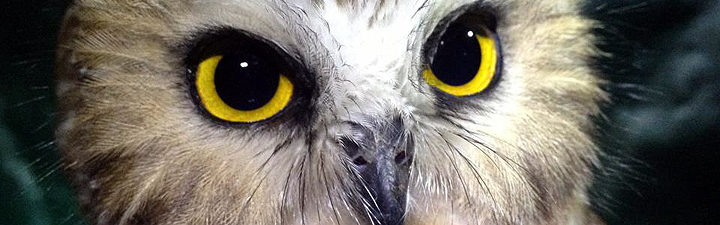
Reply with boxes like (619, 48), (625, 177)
(2, 1), (84, 225)
(1, 0), (718, 225)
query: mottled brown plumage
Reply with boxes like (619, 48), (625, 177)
(56, 0), (607, 224)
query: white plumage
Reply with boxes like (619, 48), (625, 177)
(55, 0), (607, 224)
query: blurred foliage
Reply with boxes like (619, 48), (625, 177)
(0, 0), (718, 225)
(1, 1), (85, 225)
(585, 1), (720, 225)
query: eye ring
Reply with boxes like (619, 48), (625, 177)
(195, 55), (294, 123)
(423, 13), (501, 97)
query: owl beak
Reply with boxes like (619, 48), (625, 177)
(341, 118), (413, 225)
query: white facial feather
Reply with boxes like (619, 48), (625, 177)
(56, 0), (607, 224)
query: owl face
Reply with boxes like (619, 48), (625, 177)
(56, 0), (606, 224)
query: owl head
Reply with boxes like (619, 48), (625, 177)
(56, 0), (607, 224)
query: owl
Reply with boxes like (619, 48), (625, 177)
(55, 0), (608, 224)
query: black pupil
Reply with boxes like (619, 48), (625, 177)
(214, 52), (280, 111)
(431, 23), (483, 86)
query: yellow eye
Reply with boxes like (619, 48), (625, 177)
(423, 22), (499, 97)
(195, 54), (293, 123)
